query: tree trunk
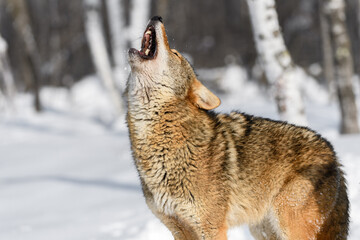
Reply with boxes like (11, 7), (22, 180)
(128, 0), (151, 48)
(358, 0), (360, 46)
(83, 0), (123, 115)
(0, 35), (16, 106)
(321, 0), (359, 134)
(6, 0), (42, 112)
(246, 0), (307, 126)
(318, 0), (336, 100)
(105, 0), (127, 90)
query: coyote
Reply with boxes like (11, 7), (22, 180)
(126, 16), (349, 240)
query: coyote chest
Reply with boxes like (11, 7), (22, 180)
(128, 109), (196, 216)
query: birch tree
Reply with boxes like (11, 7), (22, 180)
(106, 0), (127, 91)
(106, 0), (151, 90)
(0, 35), (16, 107)
(246, 0), (307, 126)
(321, 0), (359, 134)
(128, 0), (151, 48)
(83, 0), (123, 115)
(6, 0), (42, 112)
(319, 0), (336, 100)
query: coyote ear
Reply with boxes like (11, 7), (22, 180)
(190, 78), (221, 110)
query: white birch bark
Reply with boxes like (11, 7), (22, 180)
(128, 0), (151, 48)
(319, 0), (336, 100)
(246, 0), (307, 126)
(0, 35), (16, 106)
(84, 0), (123, 115)
(321, 0), (359, 133)
(106, 0), (127, 90)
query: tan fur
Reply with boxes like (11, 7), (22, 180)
(189, 78), (221, 110)
(126, 17), (349, 240)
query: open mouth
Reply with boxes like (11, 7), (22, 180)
(138, 25), (157, 59)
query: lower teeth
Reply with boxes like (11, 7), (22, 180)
(145, 49), (150, 55)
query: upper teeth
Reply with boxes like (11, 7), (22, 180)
(145, 30), (151, 35)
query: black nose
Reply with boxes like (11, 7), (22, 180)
(150, 16), (163, 23)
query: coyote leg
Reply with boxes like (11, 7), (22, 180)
(160, 215), (227, 240)
(273, 178), (338, 239)
(156, 214), (194, 240)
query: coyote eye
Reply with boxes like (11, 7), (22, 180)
(171, 50), (180, 57)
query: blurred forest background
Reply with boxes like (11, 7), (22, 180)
(0, 0), (359, 133)
(2, 2), (360, 239)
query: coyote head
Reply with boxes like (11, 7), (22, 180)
(127, 16), (220, 110)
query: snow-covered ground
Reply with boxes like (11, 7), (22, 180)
(1, 74), (359, 240)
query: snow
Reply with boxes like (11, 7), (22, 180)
(0, 35), (8, 53)
(220, 62), (248, 95)
(1, 74), (360, 240)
